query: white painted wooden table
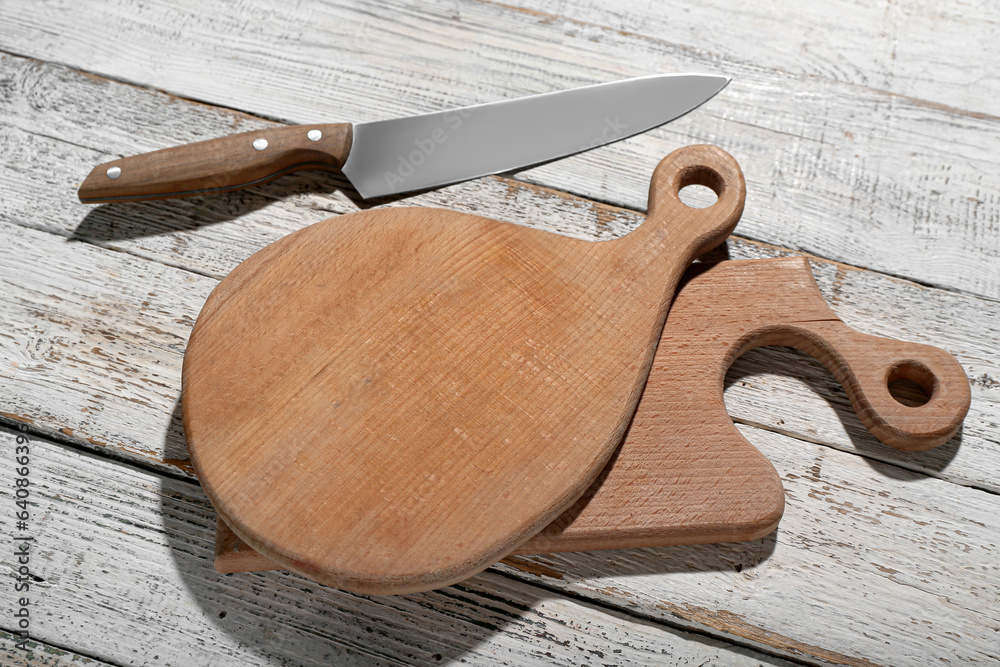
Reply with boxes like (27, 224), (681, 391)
(1, 2), (998, 665)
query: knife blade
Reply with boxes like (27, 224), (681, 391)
(77, 73), (728, 203)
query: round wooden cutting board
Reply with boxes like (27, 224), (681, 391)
(182, 145), (746, 594)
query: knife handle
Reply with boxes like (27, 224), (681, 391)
(78, 123), (353, 203)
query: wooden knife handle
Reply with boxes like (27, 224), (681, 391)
(78, 123), (353, 203)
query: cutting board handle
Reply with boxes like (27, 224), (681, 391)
(625, 144), (746, 260)
(765, 321), (971, 451)
(722, 257), (971, 451)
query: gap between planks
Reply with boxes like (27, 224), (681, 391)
(0, 629), (117, 667)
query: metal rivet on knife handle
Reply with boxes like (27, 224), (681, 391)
(107, 166), (121, 179)
(253, 138), (268, 151)
(307, 129), (322, 141)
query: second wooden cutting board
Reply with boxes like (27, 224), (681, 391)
(182, 145), (746, 594)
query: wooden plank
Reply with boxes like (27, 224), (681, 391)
(501, 0), (1000, 118)
(0, 218), (212, 476)
(1, 2), (999, 297)
(496, 424), (1000, 666)
(0, 632), (114, 667)
(0, 425), (796, 667)
(1, 55), (996, 494)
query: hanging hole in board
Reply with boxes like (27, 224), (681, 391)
(886, 360), (936, 407)
(677, 165), (723, 209)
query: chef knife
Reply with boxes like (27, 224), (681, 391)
(77, 73), (728, 203)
